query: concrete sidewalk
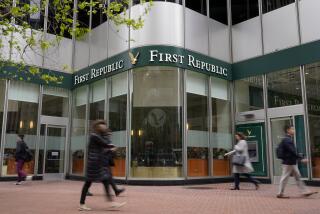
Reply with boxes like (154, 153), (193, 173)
(0, 180), (319, 214)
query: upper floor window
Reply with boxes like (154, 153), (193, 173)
(231, 0), (259, 25)
(92, 1), (108, 29)
(133, 0), (182, 6)
(209, 0), (228, 25)
(186, 0), (207, 15)
(262, 0), (295, 13)
(47, 0), (73, 38)
(15, 0), (44, 30)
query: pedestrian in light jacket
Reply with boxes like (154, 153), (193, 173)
(225, 132), (260, 190)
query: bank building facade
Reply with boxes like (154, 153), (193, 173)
(1, 0), (320, 185)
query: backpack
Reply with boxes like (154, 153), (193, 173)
(276, 141), (285, 160)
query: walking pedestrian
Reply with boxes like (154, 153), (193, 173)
(276, 125), (317, 198)
(85, 129), (125, 197)
(15, 134), (32, 185)
(102, 140), (125, 197)
(225, 132), (260, 190)
(79, 120), (126, 211)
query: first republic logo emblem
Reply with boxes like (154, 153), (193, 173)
(129, 51), (140, 65)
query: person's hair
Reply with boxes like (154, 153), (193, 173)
(92, 120), (107, 132)
(235, 132), (247, 140)
(18, 134), (24, 140)
(284, 124), (293, 133)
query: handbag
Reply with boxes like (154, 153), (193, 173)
(232, 153), (246, 166)
(24, 148), (33, 162)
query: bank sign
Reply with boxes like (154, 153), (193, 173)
(73, 45), (231, 87)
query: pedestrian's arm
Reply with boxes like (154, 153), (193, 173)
(224, 150), (236, 156)
(283, 139), (302, 159)
(91, 134), (115, 148)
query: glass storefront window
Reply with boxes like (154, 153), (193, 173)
(70, 85), (88, 175)
(305, 62), (320, 178)
(3, 81), (39, 176)
(235, 75), (264, 112)
(267, 67), (302, 108)
(186, 71), (209, 177)
(89, 79), (105, 126)
(108, 72), (128, 177)
(131, 67), (183, 178)
(42, 86), (69, 117)
(211, 78), (232, 176)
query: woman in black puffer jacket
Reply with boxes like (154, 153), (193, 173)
(79, 120), (126, 211)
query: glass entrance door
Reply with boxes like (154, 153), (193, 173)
(39, 124), (66, 179)
(270, 116), (308, 183)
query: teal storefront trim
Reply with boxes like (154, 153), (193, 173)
(295, 115), (308, 178)
(232, 40), (320, 80)
(0, 65), (72, 89)
(72, 45), (232, 88)
(2, 40), (320, 88)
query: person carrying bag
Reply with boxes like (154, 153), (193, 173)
(225, 132), (260, 190)
(15, 134), (32, 185)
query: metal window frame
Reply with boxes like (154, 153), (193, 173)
(127, 69), (133, 179)
(300, 65), (312, 179)
(0, 80), (9, 177)
(258, 0), (265, 55)
(33, 85), (44, 175)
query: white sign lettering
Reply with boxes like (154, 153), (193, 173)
(149, 50), (228, 77)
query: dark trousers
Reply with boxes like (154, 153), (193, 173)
(234, 173), (259, 188)
(80, 180), (112, 204)
(16, 159), (26, 182)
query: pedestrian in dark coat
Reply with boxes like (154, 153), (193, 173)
(277, 125), (317, 198)
(15, 134), (27, 185)
(79, 120), (126, 211)
(101, 132), (125, 196)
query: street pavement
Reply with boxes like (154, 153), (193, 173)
(0, 180), (319, 214)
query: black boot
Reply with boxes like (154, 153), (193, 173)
(115, 188), (125, 196)
(230, 187), (240, 190)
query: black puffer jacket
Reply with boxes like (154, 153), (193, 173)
(15, 140), (27, 161)
(86, 133), (114, 182)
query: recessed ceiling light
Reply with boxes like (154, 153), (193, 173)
(305, 72), (309, 75)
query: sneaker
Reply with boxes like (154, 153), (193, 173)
(15, 182), (22, 185)
(115, 188), (125, 197)
(302, 191), (318, 197)
(25, 176), (32, 181)
(79, 204), (92, 211)
(109, 202), (126, 210)
(276, 194), (290, 199)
